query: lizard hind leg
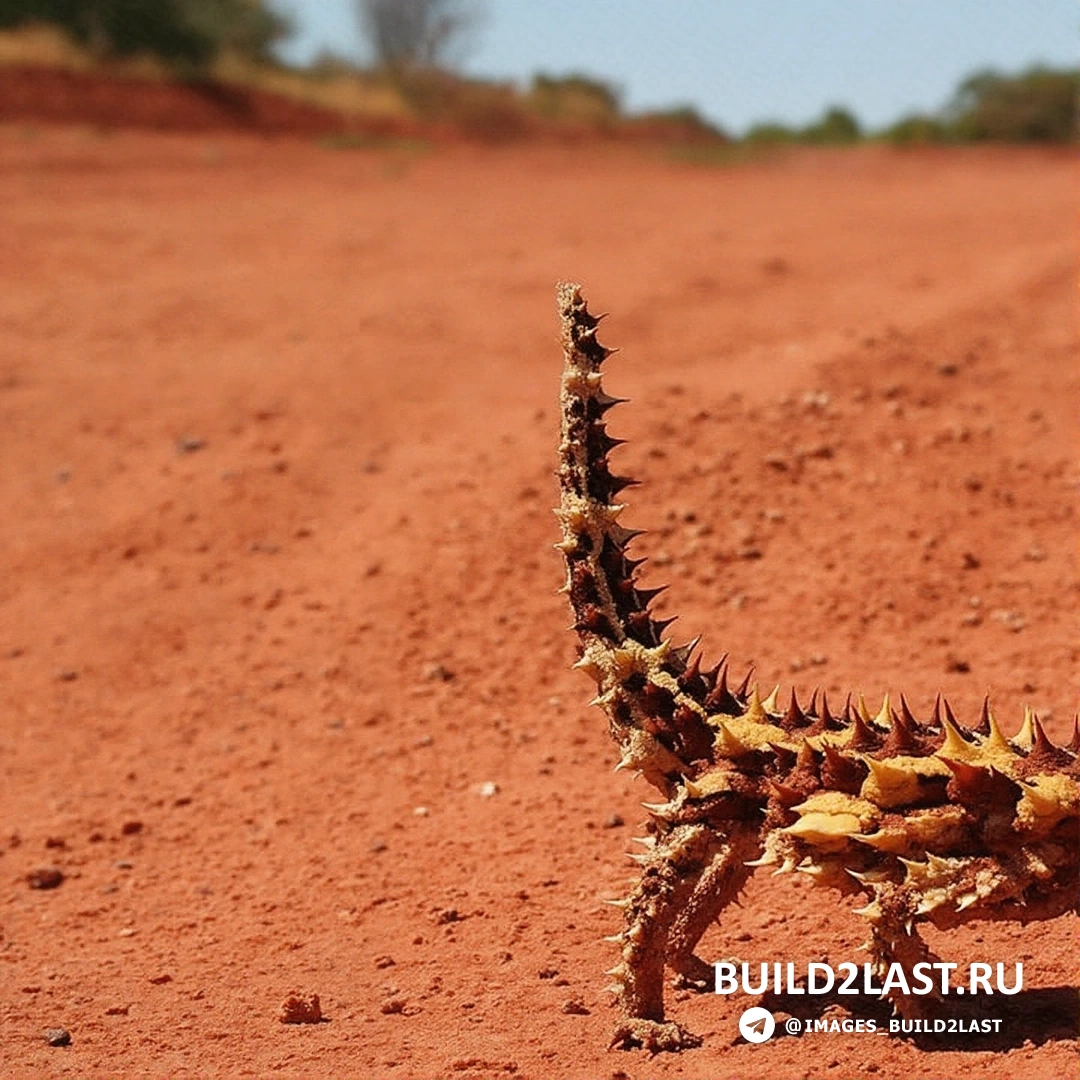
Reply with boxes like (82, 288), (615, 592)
(607, 824), (721, 1051)
(668, 825), (762, 990)
(860, 891), (945, 1021)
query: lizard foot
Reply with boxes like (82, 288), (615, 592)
(610, 1018), (702, 1053)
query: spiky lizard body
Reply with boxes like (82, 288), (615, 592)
(555, 282), (1079, 1052)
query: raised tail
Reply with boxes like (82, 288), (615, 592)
(555, 282), (739, 793)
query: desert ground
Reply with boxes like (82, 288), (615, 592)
(1, 123), (1077, 1078)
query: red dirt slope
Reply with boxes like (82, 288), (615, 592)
(0, 65), (365, 135)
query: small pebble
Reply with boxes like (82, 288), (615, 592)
(27, 867), (64, 890)
(279, 992), (322, 1024)
(477, 781), (499, 797)
(44, 1028), (71, 1047)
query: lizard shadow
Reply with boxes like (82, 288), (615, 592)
(758, 983), (1077, 1050)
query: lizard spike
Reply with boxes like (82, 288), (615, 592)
(669, 636), (702, 669)
(742, 685), (768, 724)
(974, 695), (993, 736)
(795, 740), (817, 770)
(627, 852), (651, 865)
(898, 694), (923, 733)
(851, 901), (880, 918)
(940, 758), (1022, 810)
(838, 692), (853, 725)
(955, 893), (980, 912)
(608, 475), (640, 498)
(929, 693), (943, 730)
(761, 684), (781, 715)
(634, 584), (668, 608)
(1019, 776), (1073, 816)
(701, 657), (724, 692)
(943, 697), (963, 731)
(821, 744), (866, 793)
(769, 779), (806, 806)
(592, 391), (626, 414)
(984, 707), (1012, 753)
(735, 666), (755, 701)
(602, 984), (624, 996)
(704, 662), (741, 714)
(898, 857), (927, 882)
(1028, 713), (1068, 761)
(848, 707), (880, 752)
(781, 688), (807, 731)
(1014, 707), (1036, 751)
(605, 964), (630, 978)
(872, 693), (892, 729)
(608, 524), (644, 549)
(807, 687), (820, 717)
(767, 741), (797, 772)
(772, 856), (797, 877)
(1069, 714), (1080, 754)
(602, 934), (626, 944)
(745, 852), (779, 867)
(652, 615), (678, 638)
(819, 691), (835, 728)
(857, 695), (872, 723)
(938, 706), (974, 761)
(604, 898), (632, 909)
(714, 720), (751, 758)
(572, 654), (601, 678)
(925, 853), (953, 874)
(641, 800), (676, 820)
(630, 835), (656, 849)
(678, 652), (703, 691)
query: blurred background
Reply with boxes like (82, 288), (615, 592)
(0, 0), (1077, 143)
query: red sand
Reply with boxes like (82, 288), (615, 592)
(1, 125), (1077, 1078)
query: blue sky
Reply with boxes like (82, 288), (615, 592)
(276, 1), (1079, 134)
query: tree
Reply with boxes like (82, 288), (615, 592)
(945, 66), (1078, 142)
(356, 0), (486, 73)
(802, 105), (861, 145)
(0, 0), (292, 70)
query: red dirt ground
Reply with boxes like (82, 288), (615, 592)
(1, 125), (1077, 1079)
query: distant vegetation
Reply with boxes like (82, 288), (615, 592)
(0, 0), (291, 70)
(0, 5), (1075, 146)
(742, 68), (1078, 147)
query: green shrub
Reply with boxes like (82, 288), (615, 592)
(742, 120), (799, 144)
(881, 113), (949, 145)
(801, 105), (861, 145)
(528, 72), (621, 124)
(945, 66), (1079, 142)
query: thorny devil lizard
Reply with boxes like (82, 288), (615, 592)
(554, 282), (1080, 1052)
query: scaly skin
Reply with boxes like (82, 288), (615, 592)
(554, 282), (1080, 1052)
